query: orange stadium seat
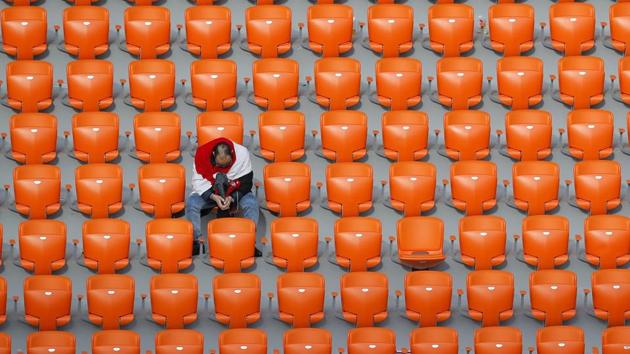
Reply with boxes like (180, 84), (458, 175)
(120, 6), (170, 59)
(452, 216), (506, 270)
(181, 6), (231, 59)
(0, 6), (47, 60)
(130, 112), (181, 163)
(560, 109), (614, 160)
(155, 330), (203, 354)
(446, 161), (497, 216)
(377, 111), (429, 161)
(543, 3), (595, 56)
(27, 332), (75, 354)
(568, 161), (621, 215)
(218, 329), (266, 354)
(125, 60), (176, 112)
(317, 110), (367, 162)
(79, 218), (131, 274)
(262, 162), (311, 217)
(491, 57), (543, 110)
(460, 270), (514, 327)
(579, 215), (630, 269)
(136, 163), (186, 218)
(274, 272), (325, 328)
(62, 60), (114, 112)
(241, 5), (292, 58)
(328, 217), (382, 272)
(309, 58), (361, 110)
(4, 60), (53, 113)
(0, 335), (9, 354)
(0, 278), (5, 325)
(212, 273), (261, 328)
(526, 270), (577, 326)
(143, 219), (193, 273)
(302, 4), (353, 57)
(7, 113), (57, 164)
(422, 4), (474, 57)
(515, 215), (570, 270)
(23, 275), (72, 330)
(337, 272), (388, 327)
(207, 218), (256, 273)
(256, 110), (305, 162)
(410, 327), (458, 354)
(322, 162), (373, 217)
(17, 220), (66, 274)
(69, 112), (120, 163)
(385, 161), (436, 217)
(431, 57), (484, 110)
(500, 110), (552, 161)
(86, 274), (135, 330)
(12, 165), (61, 219)
(73, 164), (123, 218)
(186, 59), (237, 111)
(149, 274), (198, 329)
(440, 110), (491, 161)
(248, 59), (299, 110)
(59, 6), (109, 59)
(483, 4), (535, 56)
(587, 269), (630, 327)
(283, 328), (332, 354)
(399, 271), (452, 327)
(395, 216), (446, 269)
(364, 5), (414, 58)
(507, 161), (560, 216)
(347, 327), (396, 354)
(91, 330), (140, 354)
(474, 327), (521, 354)
(614, 57), (630, 105)
(597, 327), (630, 354)
(264, 217), (319, 273)
(552, 56), (605, 109)
(604, 3), (630, 55)
(536, 326), (584, 354)
(195, 111), (243, 147)
(369, 58), (422, 110)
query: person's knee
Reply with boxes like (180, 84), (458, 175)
(185, 195), (203, 213)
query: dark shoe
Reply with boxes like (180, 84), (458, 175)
(254, 247), (262, 257)
(192, 240), (201, 256)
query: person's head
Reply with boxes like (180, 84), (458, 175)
(212, 142), (232, 167)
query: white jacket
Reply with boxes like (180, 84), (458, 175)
(191, 142), (252, 196)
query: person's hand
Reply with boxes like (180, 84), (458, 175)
(222, 196), (233, 210)
(210, 194), (226, 209)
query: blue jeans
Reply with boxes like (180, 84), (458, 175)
(185, 191), (260, 240)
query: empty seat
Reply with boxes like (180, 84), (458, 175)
(527, 270), (577, 326)
(410, 328), (458, 354)
(275, 272), (325, 327)
(92, 330), (140, 354)
(144, 219), (193, 273)
(262, 163), (311, 217)
(212, 273), (261, 328)
(371, 58), (422, 110)
(70, 112), (119, 163)
(517, 215), (570, 270)
(1, 6), (47, 60)
(8, 113), (57, 164)
(86, 274), (135, 329)
(126, 60), (176, 112)
(330, 217), (382, 272)
(182, 6), (231, 59)
(492, 57), (543, 110)
(588, 269), (630, 327)
(395, 216), (446, 269)
(484, 4), (535, 56)
(424, 4), (474, 57)
(318, 110), (367, 162)
(402, 271), (452, 327)
(17, 220), (66, 274)
(195, 111), (243, 146)
(12, 165), (61, 219)
(60, 6), (109, 59)
(432, 57), (483, 110)
(303, 4), (353, 57)
(509, 161), (560, 216)
(606, 3), (630, 55)
(64, 60), (114, 112)
(249, 58), (299, 110)
(310, 58), (360, 110)
(131, 112), (181, 163)
(283, 328), (331, 354)
(0, 278), (5, 325)
(447, 161), (497, 216)
(207, 218), (256, 273)
(474, 327), (522, 354)
(454, 216), (506, 270)
(4, 60), (53, 113)
(323, 163), (373, 217)
(347, 327), (396, 354)
(27, 332), (75, 354)
(364, 5), (414, 57)
(502, 110), (552, 161)
(150, 274), (198, 329)
(187, 59), (237, 111)
(218, 329), (266, 354)
(598, 327), (630, 354)
(615, 57), (630, 105)
(544, 3), (595, 56)
(23, 275), (72, 330)
(74, 164), (123, 218)
(379, 111), (428, 161)
(80, 218), (131, 274)
(0, 334), (9, 354)
(136, 163), (186, 218)
(266, 217), (318, 272)
(121, 6), (170, 59)
(562, 109), (614, 160)
(461, 270), (514, 327)
(536, 326), (584, 354)
(570, 161), (621, 215)
(581, 215), (630, 269)
(441, 110), (491, 161)
(338, 272), (388, 327)
(553, 56), (605, 109)
(386, 161), (436, 216)
(241, 5), (291, 58)
(155, 330), (203, 354)
(257, 110), (305, 162)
